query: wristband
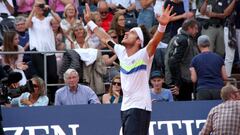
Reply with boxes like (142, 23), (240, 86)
(87, 20), (97, 31)
(157, 24), (167, 33)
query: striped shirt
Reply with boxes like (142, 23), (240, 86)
(200, 100), (240, 135)
(114, 44), (153, 111)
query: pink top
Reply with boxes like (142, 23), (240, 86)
(48, 0), (65, 12)
(16, 0), (34, 13)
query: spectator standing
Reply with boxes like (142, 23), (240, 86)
(236, 1), (240, 65)
(0, 0), (14, 16)
(10, 76), (49, 107)
(162, 0), (194, 44)
(54, 68), (100, 105)
(16, 0), (34, 16)
(198, 0), (236, 57)
(25, 0), (61, 103)
(190, 35), (228, 100)
(199, 84), (240, 135)
(71, 23), (88, 49)
(135, 0), (155, 30)
(165, 19), (199, 101)
(49, 0), (74, 17)
(106, 0), (135, 15)
(84, 3), (174, 135)
(102, 75), (122, 104)
(60, 3), (83, 49)
(150, 70), (174, 102)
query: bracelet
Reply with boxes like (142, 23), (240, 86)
(157, 24), (167, 33)
(87, 20), (97, 31)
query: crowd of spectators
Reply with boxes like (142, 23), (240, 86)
(0, 0), (240, 106)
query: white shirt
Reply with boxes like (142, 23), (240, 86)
(154, 0), (165, 17)
(29, 16), (56, 53)
(0, 0), (13, 15)
(106, 0), (135, 9)
(114, 44), (153, 111)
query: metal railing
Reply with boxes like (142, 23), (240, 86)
(0, 50), (115, 90)
(0, 51), (65, 88)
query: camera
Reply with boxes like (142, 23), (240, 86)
(38, 4), (45, 9)
(0, 65), (34, 104)
(38, 4), (50, 17)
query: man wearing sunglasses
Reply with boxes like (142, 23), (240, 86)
(84, 3), (175, 135)
(97, 0), (113, 32)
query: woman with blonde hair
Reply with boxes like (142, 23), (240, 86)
(102, 75), (122, 104)
(71, 23), (88, 49)
(60, 3), (83, 49)
(10, 76), (49, 107)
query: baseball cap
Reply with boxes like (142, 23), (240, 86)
(150, 70), (164, 79)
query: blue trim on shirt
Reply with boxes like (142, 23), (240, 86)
(120, 65), (147, 74)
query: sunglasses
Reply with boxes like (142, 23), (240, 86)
(100, 11), (108, 15)
(33, 84), (39, 88)
(112, 82), (121, 86)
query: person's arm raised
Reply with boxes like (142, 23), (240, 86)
(84, 3), (115, 53)
(146, 5), (175, 57)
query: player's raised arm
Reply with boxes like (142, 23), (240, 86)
(84, 3), (115, 52)
(147, 5), (175, 57)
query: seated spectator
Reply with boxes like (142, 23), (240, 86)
(102, 75), (122, 104)
(54, 68), (100, 105)
(190, 35), (228, 100)
(0, 31), (28, 85)
(150, 70), (174, 102)
(10, 76), (49, 107)
(16, 0), (34, 16)
(200, 84), (240, 135)
(110, 13), (127, 43)
(0, 0), (14, 16)
(97, 0), (113, 32)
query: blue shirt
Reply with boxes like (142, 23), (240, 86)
(11, 92), (49, 107)
(151, 88), (174, 102)
(190, 52), (224, 90)
(54, 84), (100, 105)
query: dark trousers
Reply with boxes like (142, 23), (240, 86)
(196, 89), (221, 100)
(121, 108), (151, 135)
(175, 82), (193, 101)
(32, 53), (58, 104)
(0, 121), (4, 135)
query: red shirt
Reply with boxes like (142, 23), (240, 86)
(101, 13), (113, 32)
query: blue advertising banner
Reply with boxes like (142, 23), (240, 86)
(2, 100), (221, 135)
